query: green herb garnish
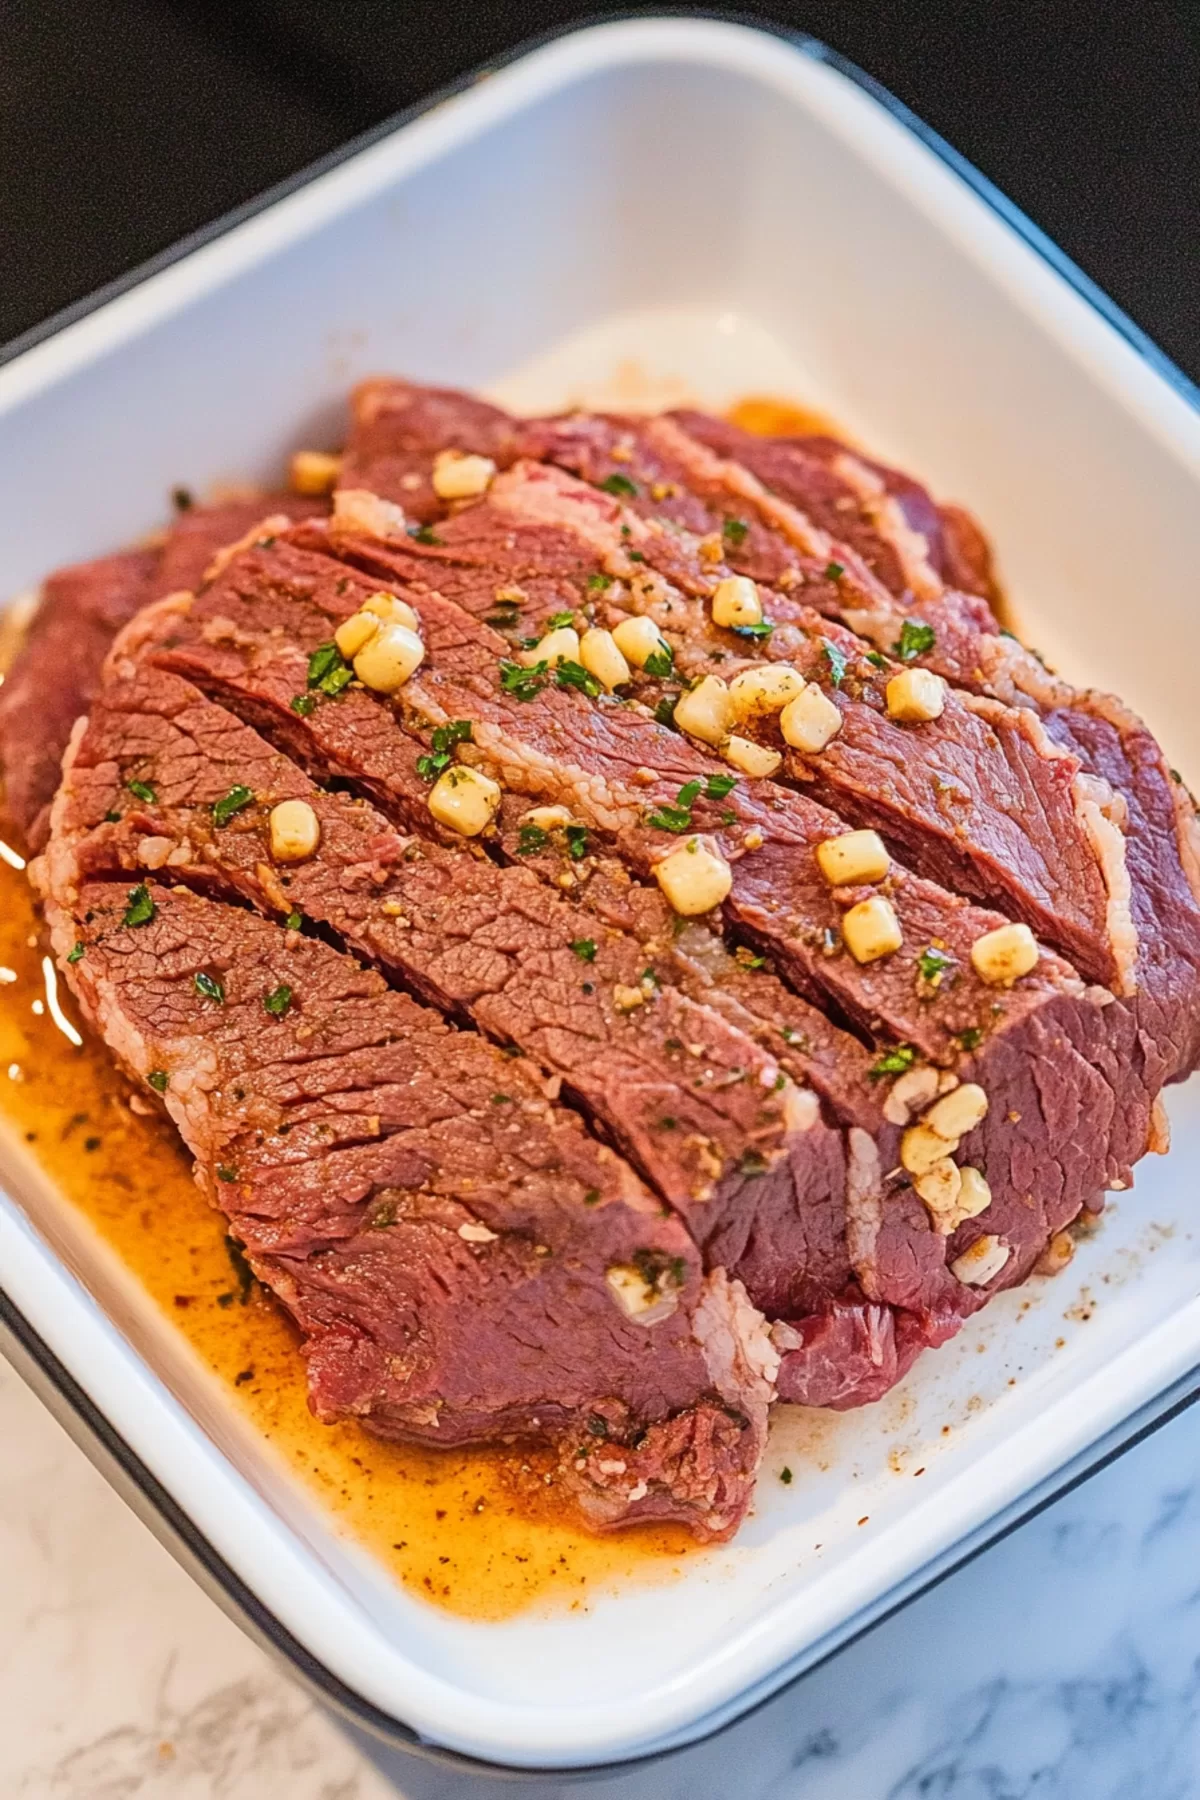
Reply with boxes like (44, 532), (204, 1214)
(147, 1071), (170, 1093)
(516, 822), (549, 856)
(284, 910), (303, 932)
(122, 884), (156, 929)
(780, 1465), (794, 1485)
(416, 718), (473, 780)
(653, 693), (678, 726)
(722, 518), (749, 547)
(290, 694), (317, 717)
(869, 1044), (917, 1081)
(67, 942), (85, 964)
(705, 772), (737, 800)
(546, 610), (577, 630)
(263, 984), (293, 1018)
(822, 640), (849, 687)
(894, 620), (936, 662)
(917, 945), (954, 987)
(866, 650), (889, 669)
(570, 939), (597, 962)
(499, 658), (549, 702)
(565, 824), (589, 861)
(586, 573), (611, 593)
(599, 472), (639, 498)
(194, 971), (225, 1004)
(212, 785), (255, 827)
(825, 560), (845, 581)
(732, 619), (774, 640)
(643, 643), (675, 679)
(555, 659), (601, 699)
(956, 1025), (983, 1052)
(126, 778), (157, 804)
(407, 522), (442, 546)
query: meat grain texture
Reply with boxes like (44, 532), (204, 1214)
(5, 379), (1198, 1542)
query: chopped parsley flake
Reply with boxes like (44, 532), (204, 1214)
(866, 650), (889, 669)
(956, 1025), (983, 1052)
(407, 522), (442, 545)
(586, 573), (611, 592)
(705, 772), (737, 799)
(822, 640), (849, 687)
(284, 910), (303, 931)
(825, 560), (845, 581)
(306, 641), (344, 688)
(126, 778), (157, 804)
(416, 718), (473, 780)
(565, 824), (590, 861)
(122, 884), (156, 929)
(217, 1167), (238, 1185)
(193, 971), (225, 1004)
(499, 658), (549, 701)
(290, 693), (317, 716)
(67, 942), (85, 964)
(599, 472), (639, 497)
(653, 693), (678, 727)
(732, 619), (774, 640)
(626, 549), (646, 563)
(263, 983), (293, 1018)
(570, 938), (597, 962)
(147, 1071), (169, 1093)
(894, 619), (936, 662)
(546, 610), (577, 630)
(780, 1465), (794, 1485)
(104, 809), (121, 823)
(643, 643), (675, 679)
(516, 822), (549, 855)
(917, 945), (954, 986)
(722, 517), (749, 547)
(647, 774), (731, 834)
(555, 659), (602, 699)
(491, 1092), (513, 1105)
(869, 1044), (917, 1081)
(212, 785), (255, 827)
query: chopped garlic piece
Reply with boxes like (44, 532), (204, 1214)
(612, 614), (671, 669)
(816, 828), (890, 887)
(520, 625), (580, 669)
(353, 622), (425, 693)
(578, 627), (631, 691)
(842, 895), (902, 963)
(729, 664), (805, 719)
(950, 1232), (1010, 1286)
(970, 921), (1040, 985)
(654, 836), (733, 916)
(334, 611), (380, 659)
(711, 575), (763, 629)
(431, 449), (496, 500)
(724, 734), (782, 778)
(428, 765), (501, 837)
(289, 449), (341, 495)
(901, 1121), (954, 1177)
(269, 799), (321, 863)
(886, 667), (946, 722)
(780, 684), (842, 752)
(605, 1263), (679, 1323)
(923, 1081), (988, 1141)
(674, 675), (733, 746)
(362, 591), (420, 632)
(913, 1157), (962, 1218)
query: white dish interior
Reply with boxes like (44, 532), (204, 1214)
(1, 18), (1199, 1770)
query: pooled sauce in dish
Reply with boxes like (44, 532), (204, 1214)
(0, 854), (698, 1620)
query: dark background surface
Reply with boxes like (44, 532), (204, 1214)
(3, 0), (1199, 377)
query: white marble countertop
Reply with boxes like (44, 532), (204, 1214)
(3, 1350), (1199, 1800)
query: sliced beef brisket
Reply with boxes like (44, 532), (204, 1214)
(127, 529), (1154, 1335)
(0, 494), (326, 850)
(36, 875), (774, 1538)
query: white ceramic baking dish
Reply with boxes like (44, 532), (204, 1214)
(2, 15), (1199, 1775)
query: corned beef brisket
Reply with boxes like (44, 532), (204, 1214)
(3, 376), (1197, 1541)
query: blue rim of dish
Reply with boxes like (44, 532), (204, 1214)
(1, 12), (1198, 1779)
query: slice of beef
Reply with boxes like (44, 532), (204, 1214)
(353, 381), (1199, 1086)
(338, 378), (522, 524)
(0, 494), (327, 851)
(37, 874), (775, 1539)
(49, 661), (849, 1331)
(72, 655), (954, 1411)
(384, 455), (1128, 992)
(129, 528), (1153, 1330)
